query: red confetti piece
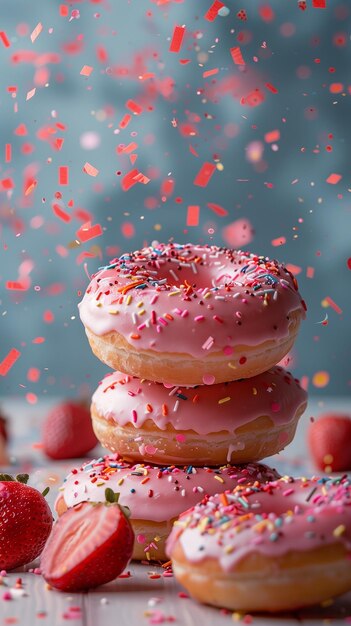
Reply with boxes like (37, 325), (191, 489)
(203, 68), (219, 78)
(0, 31), (10, 48)
(27, 367), (40, 382)
(121, 168), (140, 191)
(194, 162), (216, 187)
(230, 47), (245, 66)
(0, 349), (21, 376)
(329, 83), (344, 94)
(169, 25), (186, 53)
(189, 144), (199, 157)
(96, 45), (108, 63)
(324, 296), (342, 315)
(83, 162), (99, 177)
(80, 65), (93, 77)
(241, 89), (265, 107)
(26, 392), (37, 405)
(43, 310), (54, 323)
(326, 173), (342, 185)
(347, 258), (351, 271)
(121, 222), (135, 238)
(14, 123), (28, 136)
(76, 222), (103, 243)
(207, 202), (228, 217)
(32, 337), (45, 344)
(119, 113), (132, 129)
(117, 142), (138, 154)
(24, 179), (37, 196)
(59, 4), (69, 17)
(6, 281), (27, 290)
(186, 205), (200, 226)
(204, 0), (224, 21)
(59, 166), (69, 185)
(52, 203), (71, 223)
(265, 82), (278, 94)
(306, 266), (315, 279)
(0, 178), (14, 190)
(5, 143), (11, 163)
(54, 138), (64, 151)
(285, 264), (302, 275)
(30, 23), (43, 44)
(126, 99), (142, 115)
(264, 130), (280, 143)
(312, 0), (326, 7)
(271, 236), (286, 247)
(161, 179), (174, 197)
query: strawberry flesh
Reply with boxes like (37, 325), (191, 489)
(41, 502), (134, 591)
(308, 414), (351, 472)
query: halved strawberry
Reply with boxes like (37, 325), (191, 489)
(42, 401), (98, 460)
(40, 499), (134, 591)
(308, 414), (351, 472)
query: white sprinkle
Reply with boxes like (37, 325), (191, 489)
(173, 400), (179, 412)
(169, 269), (179, 281)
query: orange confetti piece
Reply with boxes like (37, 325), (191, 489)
(24, 180), (37, 196)
(329, 83), (344, 94)
(186, 205), (200, 227)
(312, 371), (329, 388)
(76, 221), (103, 243)
(0, 349), (21, 376)
(326, 173), (342, 184)
(194, 162), (216, 187)
(59, 166), (69, 185)
(0, 31), (10, 48)
(264, 130), (280, 143)
(204, 0), (224, 21)
(323, 296), (342, 314)
(169, 25), (186, 53)
(117, 142), (138, 154)
(271, 236), (286, 247)
(83, 162), (99, 177)
(126, 100), (142, 115)
(30, 22), (43, 44)
(203, 68), (219, 78)
(80, 65), (93, 77)
(207, 202), (228, 217)
(52, 203), (71, 223)
(230, 47), (245, 66)
(5, 144), (11, 163)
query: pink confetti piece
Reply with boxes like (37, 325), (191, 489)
(203, 68), (219, 78)
(0, 349), (21, 376)
(59, 166), (69, 185)
(194, 162), (216, 187)
(5, 144), (11, 163)
(121, 168), (140, 191)
(264, 129), (280, 143)
(76, 221), (103, 243)
(30, 22), (43, 44)
(126, 99), (142, 115)
(26, 88), (36, 101)
(326, 173), (342, 184)
(186, 205), (200, 226)
(169, 25), (186, 53)
(204, 0), (224, 21)
(119, 113), (132, 129)
(230, 47), (245, 66)
(14, 123), (28, 136)
(80, 65), (93, 77)
(117, 142), (138, 154)
(265, 82), (278, 94)
(285, 264), (302, 275)
(83, 162), (99, 177)
(52, 203), (71, 223)
(0, 31), (10, 48)
(27, 367), (40, 383)
(324, 296), (342, 314)
(59, 4), (69, 17)
(207, 202), (228, 217)
(271, 236), (286, 247)
(0, 177), (14, 190)
(306, 266), (315, 279)
(32, 336), (45, 344)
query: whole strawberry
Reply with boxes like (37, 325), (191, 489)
(0, 474), (53, 570)
(308, 414), (351, 472)
(42, 401), (98, 460)
(41, 491), (134, 592)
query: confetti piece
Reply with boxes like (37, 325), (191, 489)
(59, 166), (69, 185)
(0, 31), (10, 48)
(117, 142), (138, 154)
(27, 367), (40, 383)
(0, 178), (14, 190)
(59, 4), (69, 17)
(271, 236), (286, 247)
(312, 371), (329, 388)
(15, 123), (28, 136)
(5, 143), (11, 163)
(26, 88), (36, 101)
(312, 0), (326, 7)
(265, 82), (279, 94)
(80, 65), (93, 77)
(119, 113), (132, 129)
(0, 349), (21, 376)
(126, 100), (142, 115)
(306, 267), (315, 279)
(322, 296), (342, 315)
(169, 26), (185, 53)
(264, 130), (280, 143)
(222, 219), (254, 247)
(285, 263), (302, 275)
(186, 205), (200, 226)
(230, 47), (245, 66)
(204, 0), (224, 22)
(52, 203), (71, 223)
(76, 222), (103, 243)
(194, 162), (216, 187)
(96, 45), (108, 63)
(207, 202), (228, 217)
(121, 168), (140, 191)
(203, 68), (219, 78)
(83, 162), (99, 177)
(326, 173), (342, 185)
(30, 23), (43, 44)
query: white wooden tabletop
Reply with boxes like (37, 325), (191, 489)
(1, 396), (351, 626)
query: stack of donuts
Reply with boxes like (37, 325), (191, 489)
(55, 243), (351, 612)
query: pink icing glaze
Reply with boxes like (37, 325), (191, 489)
(166, 476), (351, 571)
(78, 243), (306, 359)
(92, 366), (307, 434)
(56, 455), (280, 523)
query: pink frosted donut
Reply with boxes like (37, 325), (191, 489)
(91, 366), (307, 465)
(167, 476), (351, 612)
(78, 243), (306, 385)
(55, 455), (280, 561)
